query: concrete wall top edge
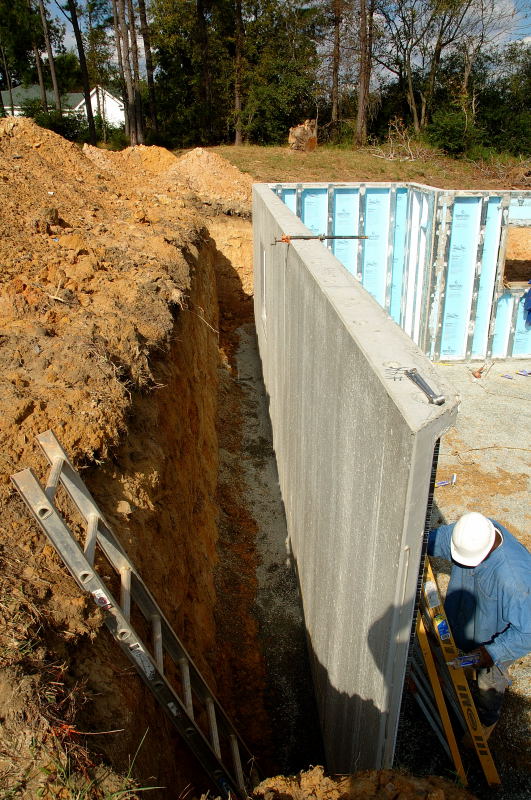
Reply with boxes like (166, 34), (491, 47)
(264, 181), (531, 201)
(253, 184), (459, 435)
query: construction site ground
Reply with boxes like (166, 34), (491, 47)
(0, 118), (529, 800)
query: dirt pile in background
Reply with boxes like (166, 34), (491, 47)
(82, 143), (253, 218)
(82, 142), (178, 178)
(168, 147), (253, 216)
(0, 117), (198, 470)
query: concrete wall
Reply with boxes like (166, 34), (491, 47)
(253, 185), (459, 773)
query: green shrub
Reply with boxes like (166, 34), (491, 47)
(21, 99), (87, 141)
(34, 109), (87, 141)
(105, 125), (128, 150)
(20, 98), (45, 118)
(465, 144), (498, 162)
(20, 100), (127, 148)
(426, 109), (483, 156)
(479, 108), (531, 156)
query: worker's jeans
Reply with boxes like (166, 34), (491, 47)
(472, 662), (512, 726)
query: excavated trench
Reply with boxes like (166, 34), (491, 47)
(80, 214), (322, 796)
(5, 126), (525, 800)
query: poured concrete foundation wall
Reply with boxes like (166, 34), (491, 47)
(253, 185), (459, 772)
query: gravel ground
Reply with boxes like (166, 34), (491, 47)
(234, 323), (325, 773)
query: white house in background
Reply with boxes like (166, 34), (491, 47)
(1, 85), (125, 127)
(74, 86), (125, 127)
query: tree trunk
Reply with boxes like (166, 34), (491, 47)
(234, 0), (243, 145)
(66, 0), (97, 144)
(111, 0), (129, 137)
(116, 0), (137, 143)
(37, 0), (61, 112)
(95, 87), (107, 142)
(196, 0), (210, 141)
(331, 0), (341, 135)
(420, 39), (442, 129)
(127, 0), (144, 144)
(355, 0), (370, 145)
(0, 42), (14, 115)
(460, 48), (477, 123)
(405, 56), (419, 133)
(138, 0), (157, 133)
(28, 0), (48, 111)
(34, 45), (48, 111)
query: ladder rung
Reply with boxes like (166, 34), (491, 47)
(84, 513), (99, 565)
(120, 567), (132, 621)
(206, 696), (221, 759)
(151, 614), (164, 673)
(179, 657), (194, 719)
(45, 456), (64, 501)
(230, 734), (245, 792)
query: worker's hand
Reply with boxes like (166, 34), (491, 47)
(469, 646), (494, 669)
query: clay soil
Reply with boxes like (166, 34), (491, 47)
(0, 118), (258, 798)
(504, 227), (531, 283)
(0, 121), (523, 800)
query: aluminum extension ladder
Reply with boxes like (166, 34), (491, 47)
(11, 430), (257, 798)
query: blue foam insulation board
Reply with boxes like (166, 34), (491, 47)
(492, 293), (513, 357)
(332, 188), (359, 276)
(390, 188), (408, 324)
(362, 188), (390, 306)
(512, 290), (531, 356)
(439, 197), (482, 358)
(509, 196), (531, 223)
(472, 197), (502, 357)
(301, 188), (328, 235)
(281, 188), (297, 214)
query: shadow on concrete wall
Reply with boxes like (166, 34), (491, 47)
(306, 634), (384, 773)
(281, 493), (458, 774)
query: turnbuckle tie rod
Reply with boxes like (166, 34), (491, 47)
(273, 234), (368, 244)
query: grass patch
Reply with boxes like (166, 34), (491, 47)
(209, 143), (526, 189)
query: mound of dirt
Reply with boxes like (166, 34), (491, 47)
(117, 143), (179, 173)
(83, 142), (179, 176)
(0, 117), (219, 796)
(81, 142), (120, 173)
(82, 143), (254, 218)
(254, 765), (477, 800)
(0, 118), (200, 471)
(169, 147), (254, 216)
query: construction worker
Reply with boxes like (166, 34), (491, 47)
(428, 512), (531, 737)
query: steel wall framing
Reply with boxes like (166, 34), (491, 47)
(273, 183), (531, 361)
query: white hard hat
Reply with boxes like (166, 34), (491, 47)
(451, 512), (496, 566)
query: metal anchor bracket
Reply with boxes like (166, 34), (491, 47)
(405, 368), (445, 405)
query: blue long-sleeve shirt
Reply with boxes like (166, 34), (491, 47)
(427, 520), (531, 665)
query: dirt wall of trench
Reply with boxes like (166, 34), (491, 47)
(0, 118), (258, 798)
(71, 237), (222, 793)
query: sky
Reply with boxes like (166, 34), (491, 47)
(52, 0), (531, 66)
